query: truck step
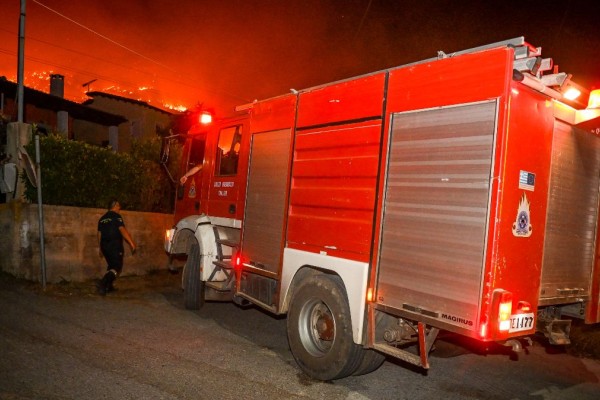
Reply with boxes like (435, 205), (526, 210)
(205, 280), (233, 292)
(372, 342), (424, 367)
(213, 260), (234, 270)
(216, 238), (239, 248)
(204, 286), (234, 301)
(370, 322), (438, 369)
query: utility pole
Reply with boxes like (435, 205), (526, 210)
(17, 0), (26, 122)
(14, 0), (47, 288)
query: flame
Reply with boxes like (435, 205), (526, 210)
(8, 69), (191, 112)
(164, 103), (187, 112)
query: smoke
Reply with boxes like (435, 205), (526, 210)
(1, 0), (598, 116)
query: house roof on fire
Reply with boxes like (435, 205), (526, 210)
(0, 77), (127, 126)
(84, 91), (174, 116)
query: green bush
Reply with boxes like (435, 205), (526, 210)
(23, 134), (181, 213)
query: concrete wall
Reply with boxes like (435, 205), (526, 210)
(0, 202), (174, 283)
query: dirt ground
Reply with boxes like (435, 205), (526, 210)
(5, 270), (600, 360)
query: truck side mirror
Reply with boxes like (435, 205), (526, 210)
(159, 136), (178, 186)
(160, 137), (170, 164)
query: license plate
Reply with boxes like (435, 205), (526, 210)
(508, 313), (535, 333)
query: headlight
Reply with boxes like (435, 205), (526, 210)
(164, 228), (176, 253)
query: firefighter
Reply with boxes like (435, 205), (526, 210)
(179, 164), (202, 185)
(97, 199), (136, 295)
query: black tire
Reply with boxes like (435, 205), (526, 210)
(352, 349), (385, 376)
(352, 310), (388, 376)
(183, 241), (205, 310)
(287, 274), (363, 381)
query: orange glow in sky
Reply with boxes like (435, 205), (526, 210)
(1, 1), (599, 117)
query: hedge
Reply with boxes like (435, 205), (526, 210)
(23, 134), (181, 213)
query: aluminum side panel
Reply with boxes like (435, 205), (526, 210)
(242, 129), (293, 273)
(377, 102), (497, 331)
(540, 122), (600, 304)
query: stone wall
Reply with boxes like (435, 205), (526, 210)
(0, 202), (174, 283)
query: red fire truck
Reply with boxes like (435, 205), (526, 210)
(161, 37), (600, 380)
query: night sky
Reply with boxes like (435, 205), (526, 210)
(1, 0), (599, 115)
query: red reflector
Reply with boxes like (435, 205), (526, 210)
(480, 323), (488, 338)
(517, 300), (532, 312)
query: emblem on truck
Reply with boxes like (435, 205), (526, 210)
(188, 177), (197, 199)
(512, 193), (532, 237)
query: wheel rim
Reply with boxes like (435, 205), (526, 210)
(298, 297), (336, 357)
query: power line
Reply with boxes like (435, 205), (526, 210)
(0, 46), (153, 91)
(1, 27), (200, 96)
(353, 0), (373, 42)
(0, 27), (156, 79)
(32, 0), (176, 74)
(1, 2), (251, 104)
(0, 44), (248, 104)
(28, 1), (249, 102)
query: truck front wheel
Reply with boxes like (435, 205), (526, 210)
(183, 241), (205, 310)
(287, 274), (363, 380)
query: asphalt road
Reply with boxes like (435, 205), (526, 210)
(1, 272), (599, 400)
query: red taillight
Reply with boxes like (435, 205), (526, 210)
(234, 253), (242, 268)
(497, 291), (513, 331)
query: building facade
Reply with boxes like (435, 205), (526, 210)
(82, 91), (174, 152)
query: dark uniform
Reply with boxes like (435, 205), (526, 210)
(97, 210), (126, 293)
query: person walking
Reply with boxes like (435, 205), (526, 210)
(97, 199), (136, 295)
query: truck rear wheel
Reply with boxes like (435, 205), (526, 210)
(287, 274), (363, 380)
(352, 311), (387, 376)
(183, 241), (205, 310)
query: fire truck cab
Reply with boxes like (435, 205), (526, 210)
(162, 37), (600, 380)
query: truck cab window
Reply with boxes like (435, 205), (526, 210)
(189, 137), (206, 169)
(216, 125), (242, 176)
